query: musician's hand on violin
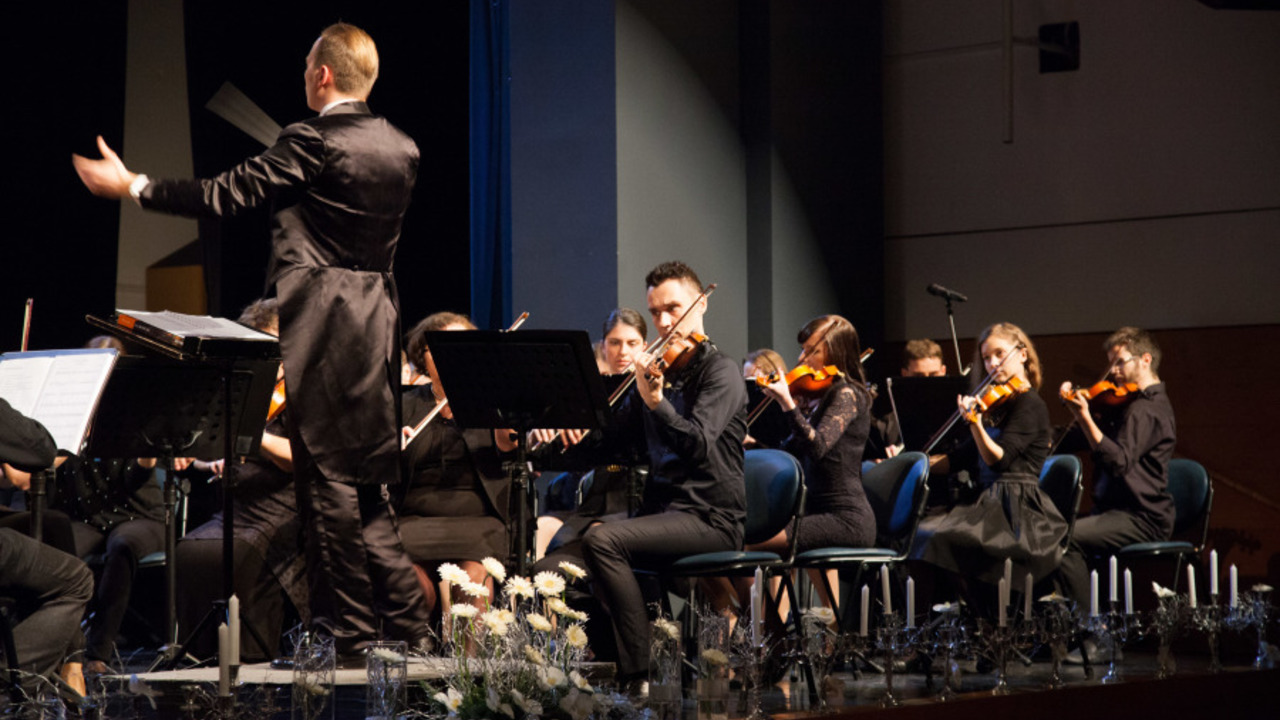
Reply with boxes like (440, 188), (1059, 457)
(1058, 381), (1090, 417)
(72, 136), (138, 199)
(759, 376), (797, 411)
(633, 350), (664, 410)
(957, 394), (981, 424)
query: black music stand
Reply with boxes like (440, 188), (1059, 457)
(85, 352), (277, 666)
(424, 330), (608, 574)
(884, 375), (971, 453)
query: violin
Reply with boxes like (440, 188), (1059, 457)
(757, 364), (844, 398)
(964, 375), (1031, 423)
(267, 377), (287, 421)
(649, 332), (709, 377)
(1060, 380), (1139, 407)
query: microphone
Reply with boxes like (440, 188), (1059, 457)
(927, 283), (968, 303)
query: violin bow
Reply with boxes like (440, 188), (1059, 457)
(21, 298), (32, 351)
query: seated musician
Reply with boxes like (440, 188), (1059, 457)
(1056, 327), (1175, 613)
(542, 261), (746, 697)
(175, 299), (306, 661)
(910, 322), (1066, 612)
(397, 312), (518, 625)
(0, 399), (93, 695)
(534, 308), (648, 564)
(901, 338), (948, 377)
(742, 348), (789, 449)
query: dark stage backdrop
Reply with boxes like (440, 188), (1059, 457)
(180, 1), (472, 328)
(6, 2), (128, 352)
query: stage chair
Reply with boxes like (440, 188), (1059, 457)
(1114, 458), (1213, 591)
(790, 452), (930, 629)
(1039, 455), (1084, 548)
(0, 595), (20, 702)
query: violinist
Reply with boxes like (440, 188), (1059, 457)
(554, 261), (746, 697)
(396, 313), (519, 625)
(911, 323), (1066, 600)
(1056, 327), (1175, 615)
(742, 349), (790, 449)
(746, 316), (877, 609)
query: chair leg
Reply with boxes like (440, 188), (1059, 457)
(0, 603), (22, 704)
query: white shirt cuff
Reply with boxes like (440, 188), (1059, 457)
(128, 174), (150, 204)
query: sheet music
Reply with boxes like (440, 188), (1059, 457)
(0, 349), (118, 453)
(118, 309), (273, 341)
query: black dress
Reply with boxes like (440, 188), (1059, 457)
(911, 390), (1067, 583)
(396, 386), (510, 564)
(781, 378), (876, 551)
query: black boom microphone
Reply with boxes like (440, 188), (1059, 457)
(926, 283), (968, 303)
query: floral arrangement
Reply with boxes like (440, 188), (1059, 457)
(426, 558), (631, 720)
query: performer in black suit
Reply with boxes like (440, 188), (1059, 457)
(72, 22), (428, 655)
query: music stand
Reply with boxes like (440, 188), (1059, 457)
(85, 353), (277, 666)
(884, 376), (971, 453)
(424, 330), (608, 573)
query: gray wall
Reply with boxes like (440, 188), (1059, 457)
(884, 1), (1280, 341)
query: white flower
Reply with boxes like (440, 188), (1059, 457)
(499, 703), (514, 718)
(523, 644), (547, 665)
(538, 666), (568, 690)
(565, 624), (589, 648)
(534, 571), (567, 597)
(545, 597), (573, 617)
(570, 669), (594, 692)
(482, 557), (507, 583)
(1152, 582), (1176, 599)
(299, 673), (329, 696)
(1037, 592), (1068, 604)
(480, 610), (510, 636)
(511, 689), (542, 716)
(700, 648), (729, 666)
(558, 561), (588, 580)
(369, 646), (405, 663)
(932, 601), (959, 613)
(803, 606), (836, 626)
(495, 608), (516, 624)
(559, 688), (595, 720)
(504, 576), (535, 600)
(567, 607), (589, 623)
(527, 613), (554, 632)
(438, 562), (470, 587)
(486, 687), (503, 713)
(433, 687), (464, 713)
(460, 581), (491, 599)
(654, 617), (681, 641)
(451, 604), (479, 619)
(1253, 584), (1274, 593)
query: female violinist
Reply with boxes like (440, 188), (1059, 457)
(397, 312), (519, 625)
(911, 322), (1066, 599)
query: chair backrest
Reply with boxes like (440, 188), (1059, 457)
(861, 452), (929, 549)
(1167, 458), (1212, 545)
(1039, 454), (1083, 547)
(742, 449), (805, 547)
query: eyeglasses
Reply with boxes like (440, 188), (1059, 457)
(1110, 356), (1137, 371)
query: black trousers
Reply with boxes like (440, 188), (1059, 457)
(0, 528), (93, 680)
(72, 519), (165, 662)
(1058, 510), (1159, 608)
(294, 476), (428, 655)
(581, 511), (737, 679)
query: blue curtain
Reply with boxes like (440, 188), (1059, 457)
(469, 0), (512, 329)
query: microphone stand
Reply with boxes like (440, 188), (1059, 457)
(942, 296), (967, 376)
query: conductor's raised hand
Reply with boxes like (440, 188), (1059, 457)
(72, 135), (137, 199)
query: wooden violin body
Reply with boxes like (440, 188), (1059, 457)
(267, 377), (286, 421)
(1060, 380), (1139, 407)
(964, 374), (1031, 423)
(756, 363), (844, 398)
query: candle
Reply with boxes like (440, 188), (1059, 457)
(906, 576), (915, 628)
(1109, 556), (1118, 603)
(860, 584), (870, 637)
(998, 578), (1008, 627)
(1210, 550), (1219, 597)
(880, 565), (892, 615)
(1187, 563), (1198, 608)
(228, 594), (240, 667)
(1089, 570), (1099, 617)
(217, 623), (230, 697)
(1230, 564), (1239, 608)
(998, 571), (1010, 615)
(1024, 572), (1033, 620)
(1124, 569), (1133, 615)
(751, 567), (764, 647)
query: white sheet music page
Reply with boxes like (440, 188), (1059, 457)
(0, 349), (118, 453)
(117, 309), (272, 340)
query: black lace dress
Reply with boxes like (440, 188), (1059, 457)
(781, 378), (876, 551)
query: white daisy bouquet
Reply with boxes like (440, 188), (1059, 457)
(427, 558), (624, 720)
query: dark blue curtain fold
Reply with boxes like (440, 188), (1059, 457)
(469, 0), (512, 329)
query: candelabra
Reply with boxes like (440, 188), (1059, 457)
(874, 612), (918, 707)
(1084, 601), (1137, 684)
(1223, 587), (1275, 670)
(1191, 600), (1224, 674)
(1037, 596), (1077, 690)
(799, 612), (841, 714)
(731, 630), (774, 720)
(924, 603), (968, 701)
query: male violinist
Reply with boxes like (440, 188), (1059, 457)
(544, 261), (746, 697)
(1056, 327), (1176, 617)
